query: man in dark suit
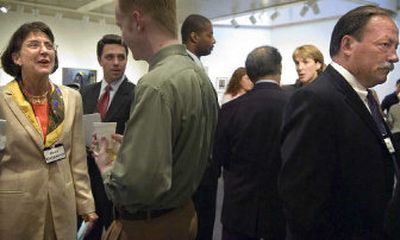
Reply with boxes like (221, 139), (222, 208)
(80, 34), (135, 239)
(213, 45), (287, 240)
(381, 79), (400, 114)
(279, 5), (399, 240)
(181, 14), (218, 240)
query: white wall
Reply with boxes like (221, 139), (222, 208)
(0, 11), (148, 86)
(202, 26), (270, 102)
(270, 18), (335, 85)
(1, 7), (399, 101)
(208, 12), (400, 101)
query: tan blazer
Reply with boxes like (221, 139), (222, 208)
(0, 83), (95, 240)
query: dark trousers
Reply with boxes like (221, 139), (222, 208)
(222, 227), (259, 240)
(78, 155), (113, 240)
(192, 182), (218, 240)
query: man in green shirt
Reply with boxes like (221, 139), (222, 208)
(93, 0), (218, 239)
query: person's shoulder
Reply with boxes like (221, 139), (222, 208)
(383, 92), (396, 101)
(121, 78), (136, 89)
(221, 95), (241, 111)
(58, 84), (82, 102)
(80, 82), (99, 94)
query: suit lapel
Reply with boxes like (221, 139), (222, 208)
(84, 82), (101, 114)
(105, 79), (130, 120)
(326, 66), (384, 141)
(2, 88), (44, 149)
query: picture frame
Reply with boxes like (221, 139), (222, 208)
(215, 77), (228, 91)
(62, 68), (97, 88)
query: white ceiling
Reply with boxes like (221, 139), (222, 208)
(0, 0), (398, 26)
(0, 0), (307, 24)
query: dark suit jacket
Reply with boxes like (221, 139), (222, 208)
(279, 65), (397, 240)
(80, 78), (135, 134)
(213, 82), (288, 239)
(79, 78), (135, 230)
(381, 91), (399, 114)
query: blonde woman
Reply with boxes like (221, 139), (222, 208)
(285, 44), (325, 91)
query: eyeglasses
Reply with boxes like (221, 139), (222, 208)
(25, 40), (57, 51)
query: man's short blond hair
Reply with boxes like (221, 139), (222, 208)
(118, 0), (177, 37)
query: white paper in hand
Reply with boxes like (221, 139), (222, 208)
(0, 119), (6, 151)
(77, 221), (88, 240)
(83, 113), (101, 146)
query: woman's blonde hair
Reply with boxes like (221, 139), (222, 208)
(292, 44), (325, 74)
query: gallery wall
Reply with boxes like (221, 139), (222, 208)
(0, 11), (148, 86)
(0, 6), (399, 101)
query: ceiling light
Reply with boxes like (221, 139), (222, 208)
(310, 2), (320, 14)
(16, 5), (24, 13)
(0, 5), (9, 13)
(55, 12), (63, 20)
(249, 15), (257, 24)
(82, 15), (90, 23)
(31, 8), (39, 16)
(230, 18), (239, 28)
(270, 10), (279, 21)
(300, 4), (309, 17)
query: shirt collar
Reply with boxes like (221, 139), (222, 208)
(186, 49), (204, 69)
(148, 44), (187, 70)
(331, 61), (368, 102)
(255, 79), (279, 85)
(100, 75), (125, 93)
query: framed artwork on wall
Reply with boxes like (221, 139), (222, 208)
(62, 68), (97, 88)
(215, 77), (228, 105)
(215, 77), (228, 91)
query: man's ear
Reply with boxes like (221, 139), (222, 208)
(132, 10), (144, 31)
(340, 35), (356, 57)
(189, 32), (199, 43)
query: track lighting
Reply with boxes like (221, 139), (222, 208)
(0, 5), (9, 13)
(270, 10), (279, 20)
(231, 18), (239, 28)
(249, 15), (257, 24)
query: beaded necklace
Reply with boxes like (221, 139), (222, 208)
(20, 82), (50, 104)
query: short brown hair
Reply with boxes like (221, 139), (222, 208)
(329, 5), (395, 57)
(1, 21), (58, 80)
(292, 44), (325, 74)
(118, 0), (177, 37)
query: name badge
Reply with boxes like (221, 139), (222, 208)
(384, 137), (395, 154)
(44, 144), (66, 164)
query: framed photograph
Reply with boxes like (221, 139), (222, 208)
(216, 77), (228, 91)
(62, 68), (97, 88)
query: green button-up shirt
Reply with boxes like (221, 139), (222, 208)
(102, 44), (218, 213)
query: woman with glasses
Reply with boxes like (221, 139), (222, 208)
(0, 21), (97, 239)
